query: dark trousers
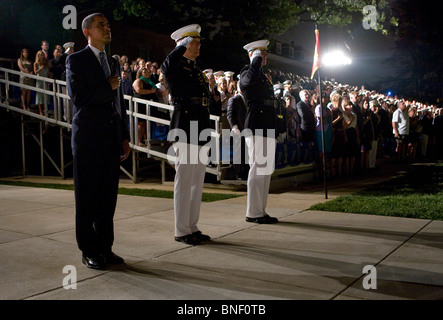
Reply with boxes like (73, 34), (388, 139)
(73, 124), (121, 257)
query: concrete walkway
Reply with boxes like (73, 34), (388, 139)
(0, 163), (442, 301)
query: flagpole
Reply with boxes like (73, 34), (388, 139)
(315, 22), (328, 199)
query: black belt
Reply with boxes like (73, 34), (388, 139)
(173, 96), (209, 107)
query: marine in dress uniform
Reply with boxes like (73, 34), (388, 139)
(274, 83), (288, 167)
(239, 39), (278, 224)
(161, 24), (212, 245)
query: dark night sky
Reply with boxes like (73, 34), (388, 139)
(272, 21), (397, 91)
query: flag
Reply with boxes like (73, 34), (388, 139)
(310, 28), (321, 79)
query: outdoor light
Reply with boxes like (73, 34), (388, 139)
(322, 50), (352, 67)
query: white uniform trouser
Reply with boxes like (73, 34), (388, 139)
(245, 136), (276, 218)
(173, 142), (209, 237)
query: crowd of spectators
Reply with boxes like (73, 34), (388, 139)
(14, 42), (443, 181)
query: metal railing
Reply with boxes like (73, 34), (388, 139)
(0, 66), (224, 182)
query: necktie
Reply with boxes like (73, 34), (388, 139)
(99, 51), (111, 79)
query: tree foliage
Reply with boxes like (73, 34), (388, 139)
(105, 0), (396, 39)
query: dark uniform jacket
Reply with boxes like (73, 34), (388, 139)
(275, 98), (287, 135)
(161, 45), (211, 145)
(227, 94), (247, 131)
(239, 55), (276, 137)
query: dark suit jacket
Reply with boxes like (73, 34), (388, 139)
(295, 100), (316, 132)
(66, 46), (129, 157)
(227, 94), (247, 131)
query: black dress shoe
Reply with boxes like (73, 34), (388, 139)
(192, 231), (211, 242)
(82, 255), (106, 270)
(245, 214), (279, 224)
(175, 234), (201, 245)
(102, 252), (124, 265)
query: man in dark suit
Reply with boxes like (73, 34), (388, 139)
(66, 13), (130, 269)
(296, 89), (316, 162)
(227, 83), (249, 180)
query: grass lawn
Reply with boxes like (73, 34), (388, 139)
(309, 162), (443, 221)
(0, 180), (242, 202)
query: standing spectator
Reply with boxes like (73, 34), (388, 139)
(433, 108), (443, 159)
(296, 89), (316, 162)
(218, 77), (232, 112)
(17, 48), (34, 110)
(378, 99), (395, 157)
(392, 101), (410, 161)
(350, 91), (364, 172)
(330, 93), (346, 178)
(50, 42), (74, 121)
(156, 72), (169, 105)
(240, 39), (278, 224)
(132, 67), (158, 147)
(419, 109), (433, 158)
(161, 24), (212, 245)
(41, 40), (50, 60)
(368, 100), (381, 169)
(342, 100), (359, 175)
(34, 50), (50, 116)
(227, 82), (249, 180)
(208, 71), (221, 118)
(314, 101), (332, 177)
(66, 12), (130, 269)
(407, 107), (420, 161)
(121, 69), (133, 97)
(360, 98), (374, 170)
(284, 92), (297, 140)
(149, 62), (160, 84)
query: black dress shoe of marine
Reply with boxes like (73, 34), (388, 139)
(82, 255), (106, 270)
(192, 231), (211, 242)
(245, 214), (279, 224)
(175, 234), (201, 245)
(102, 252), (124, 265)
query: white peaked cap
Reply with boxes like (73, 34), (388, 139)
(214, 71), (224, 77)
(273, 83), (284, 90)
(63, 42), (75, 49)
(243, 39), (269, 52)
(171, 24), (202, 41)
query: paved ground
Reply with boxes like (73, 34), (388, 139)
(0, 161), (442, 304)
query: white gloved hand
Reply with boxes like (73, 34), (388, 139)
(177, 36), (194, 48)
(232, 127), (241, 135)
(250, 49), (262, 63)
